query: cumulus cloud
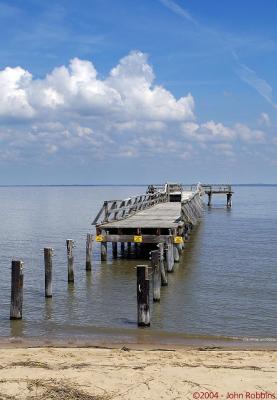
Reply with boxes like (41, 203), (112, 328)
(0, 51), (194, 124)
(0, 50), (271, 164)
(0, 66), (34, 118)
(182, 120), (266, 144)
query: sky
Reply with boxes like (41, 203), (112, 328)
(0, 0), (277, 184)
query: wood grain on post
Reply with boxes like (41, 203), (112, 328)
(66, 239), (74, 283)
(44, 248), (53, 297)
(137, 265), (150, 326)
(151, 250), (161, 302)
(86, 234), (93, 271)
(10, 260), (24, 320)
(158, 243), (168, 286)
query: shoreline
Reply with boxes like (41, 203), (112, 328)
(0, 346), (276, 399)
(1, 335), (277, 351)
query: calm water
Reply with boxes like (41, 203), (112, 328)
(0, 186), (276, 344)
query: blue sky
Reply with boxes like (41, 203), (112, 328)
(0, 0), (277, 184)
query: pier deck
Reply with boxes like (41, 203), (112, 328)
(99, 191), (194, 230)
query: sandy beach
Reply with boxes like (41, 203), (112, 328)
(0, 345), (276, 399)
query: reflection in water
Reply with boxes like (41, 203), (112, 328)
(10, 319), (24, 337)
(44, 298), (53, 320)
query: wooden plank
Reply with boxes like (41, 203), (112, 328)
(99, 203), (183, 229)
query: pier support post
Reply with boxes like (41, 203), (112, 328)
(227, 193), (232, 208)
(10, 260), (24, 320)
(208, 192), (212, 206)
(166, 242), (174, 272)
(173, 244), (180, 262)
(127, 242), (131, 252)
(158, 243), (168, 286)
(137, 265), (150, 326)
(66, 239), (74, 283)
(44, 248), (53, 298)
(101, 242), (107, 261)
(121, 242), (125, 255)
(151, 250), (161, 302)
(86, 234), (93, 271)
(112, 242), (118, 258)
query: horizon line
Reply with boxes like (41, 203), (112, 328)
(0, 183), (277, 187)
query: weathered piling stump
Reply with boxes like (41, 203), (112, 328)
(158, 243), (168, 286)
(112, 242), (118, 258)
(150, 250), (161, 302)
(137, 265), (150, 326)
(227, 193), (232, 208)
(66, 239), (74, 283)
(86, 234), (93, 271)
(44, 248), (53, 298)
(10, 260), (24, 320)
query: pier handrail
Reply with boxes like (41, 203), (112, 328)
(201, 184), (232, 193)
(92, 188), (168, 226)
(180, 184), (204, 225)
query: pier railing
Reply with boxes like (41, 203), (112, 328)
(92, 189), (168, 225)
(201, 184), (232, 193)
(181, 186), (203, 225)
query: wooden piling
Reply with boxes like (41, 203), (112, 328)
(10, 260), (24, 320)
(137, 265), (150, 326)
(86, 234), (93, 271)
(121, 242), (125, 254)
(151, 250), (161, 302)
(208, 192), (212, 206)
(158, 243), (168, 286)
(44, 248), (53, 297)
(66, 239), (74, 283)
(101, 242), (107, 261)
(227, 193), (232, 208)
(173, 244), (180, 262)
(166, 242), (174, 272)
(112, 242), (118, 258)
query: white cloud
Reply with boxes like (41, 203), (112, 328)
(182, 120), (265, 143)
(236, 63), (277, 109)
(258, 112), (271, 127)
(0, 52), (195, 125)
(0, 51), (271, 164)
(0, 66), (34, 118)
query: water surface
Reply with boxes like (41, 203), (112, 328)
(0, 186), (276, 344)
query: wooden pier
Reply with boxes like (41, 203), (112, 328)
(93, 183), (233, 264)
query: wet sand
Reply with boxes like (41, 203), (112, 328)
(0, 345), (276, 399)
